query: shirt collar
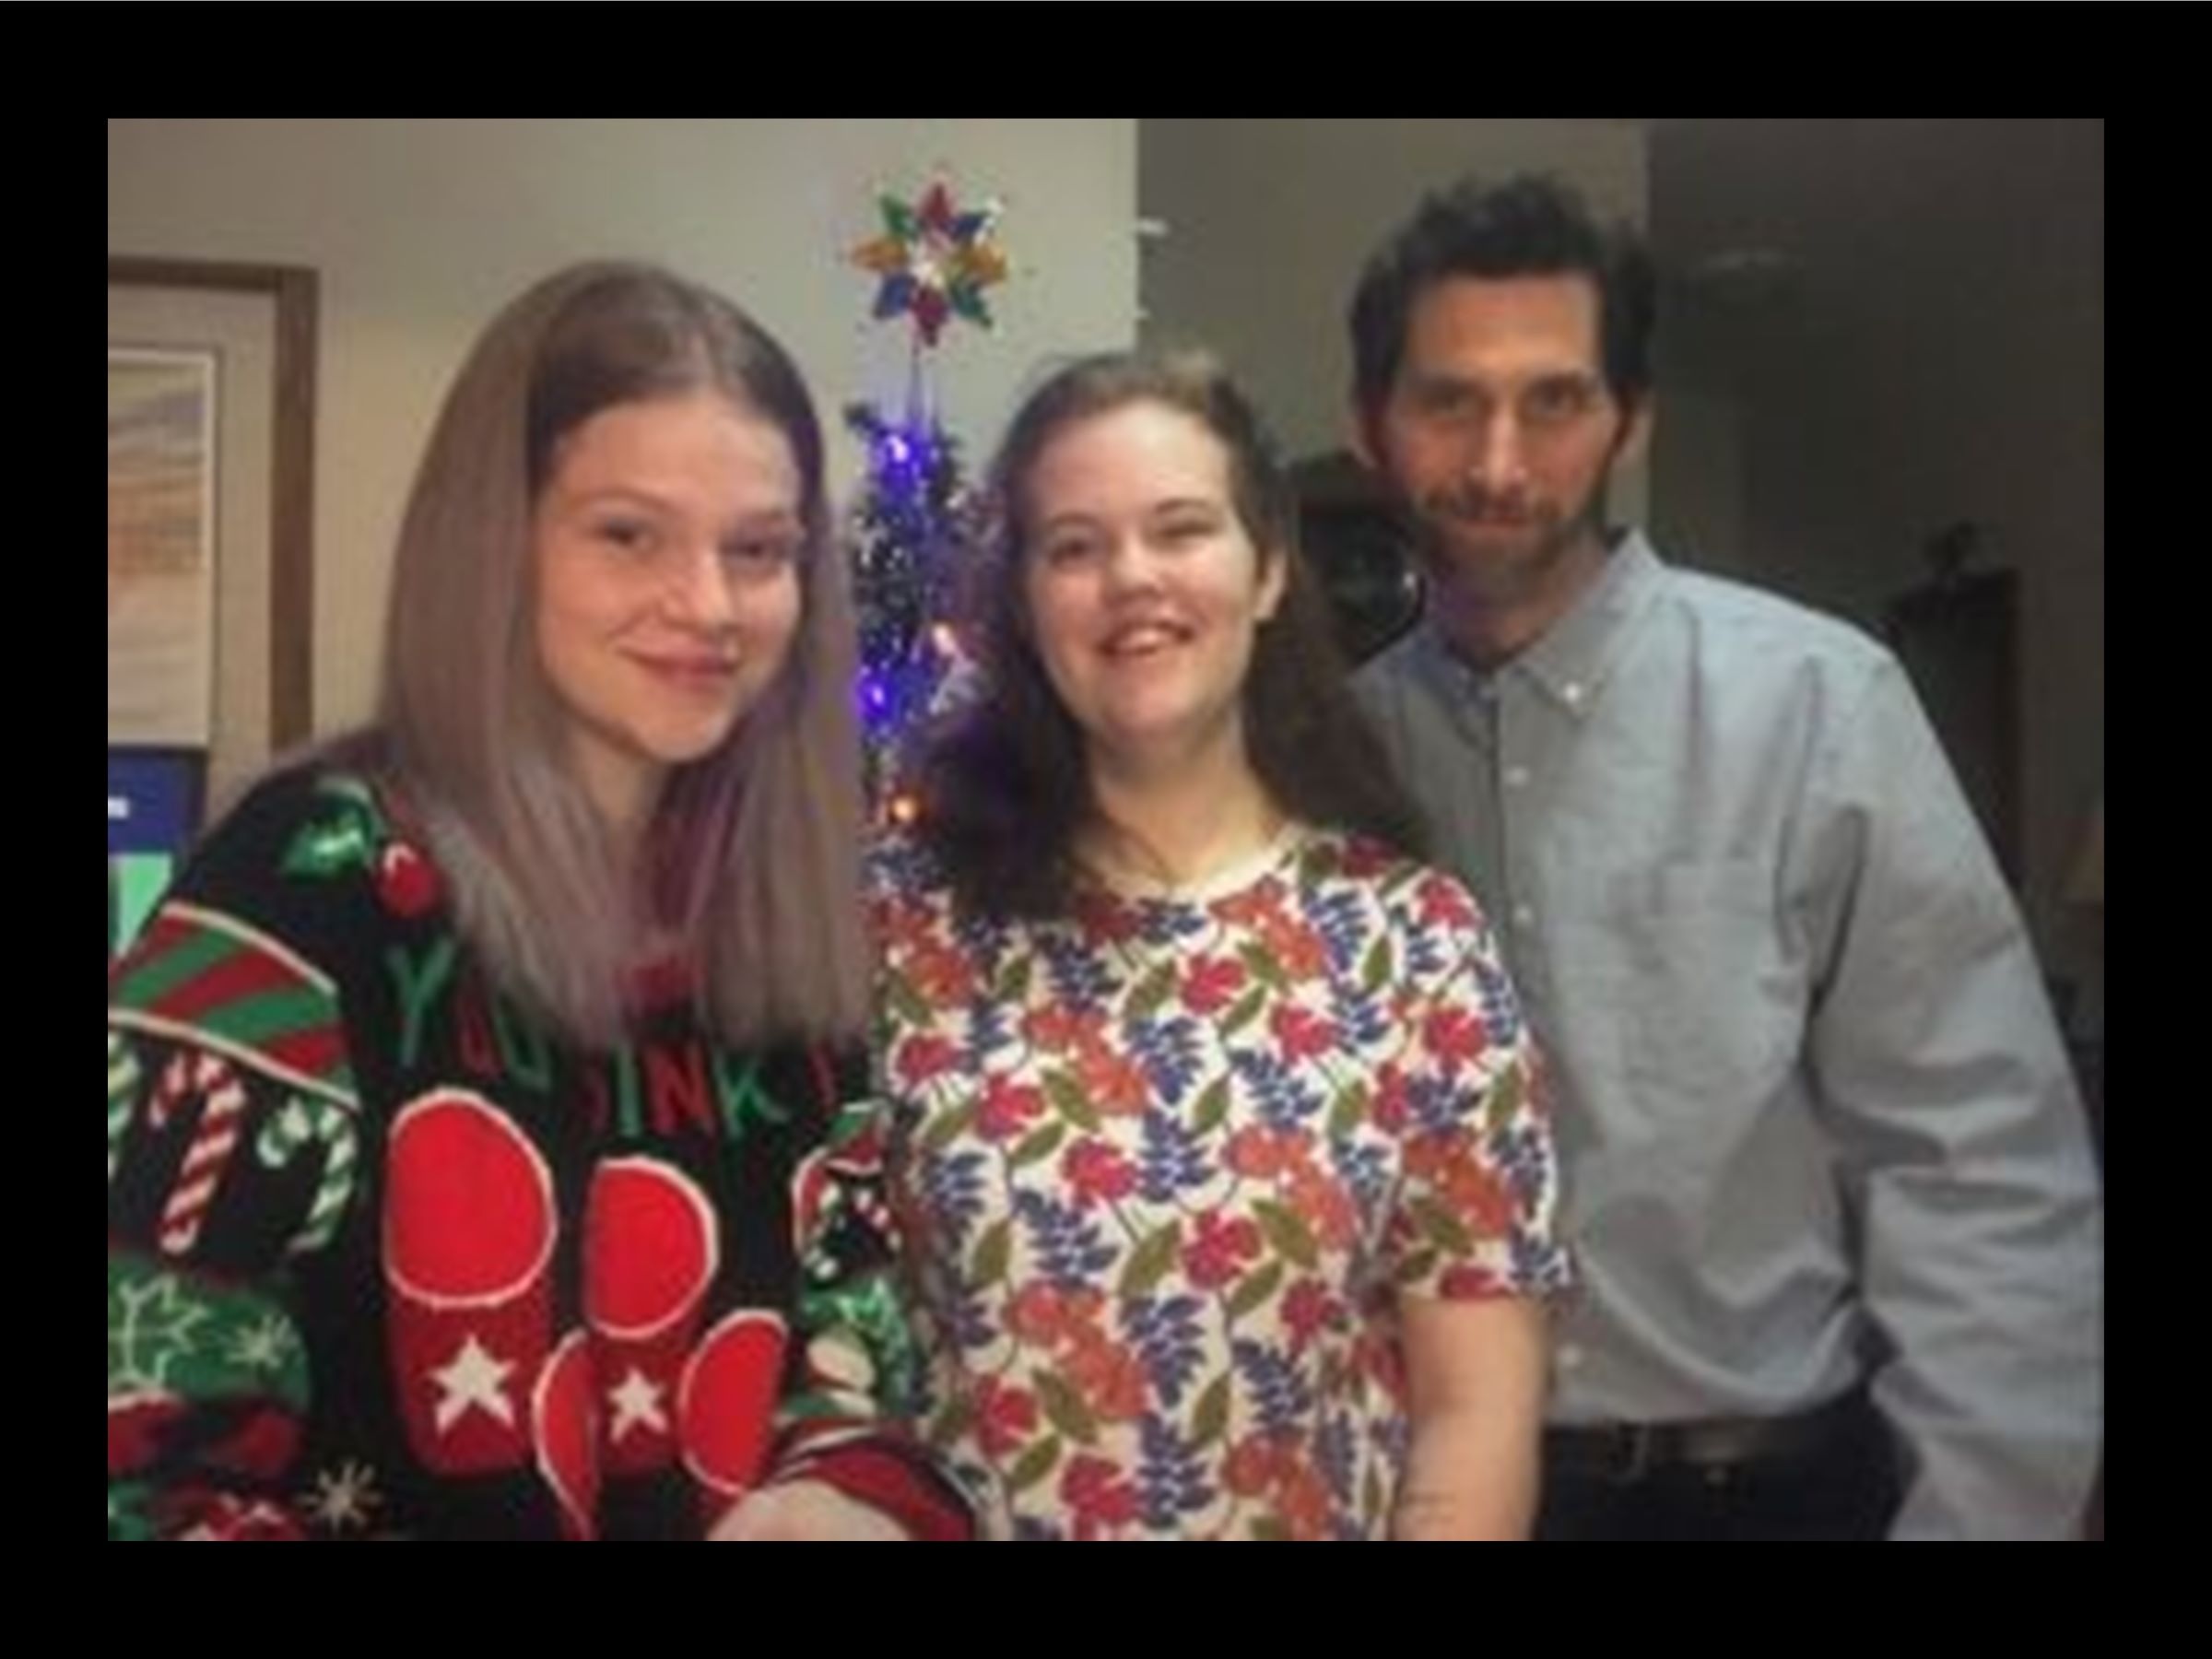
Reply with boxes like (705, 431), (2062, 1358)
(1415, 528), (1666, 721)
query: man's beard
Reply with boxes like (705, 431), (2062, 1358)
(1406, 479), (1610, 605)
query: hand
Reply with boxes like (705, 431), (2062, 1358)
(709, 1479), (910, 1542)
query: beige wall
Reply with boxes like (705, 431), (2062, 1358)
(109, 117), (1137, 734)
(1139, 117), (1647, 515)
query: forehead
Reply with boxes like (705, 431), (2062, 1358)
(1400, 274), (1604, 380)
(1028, 400), (1230, 513)
(549, 392), (798, 497)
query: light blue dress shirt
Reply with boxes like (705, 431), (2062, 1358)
(1355, 532), (2102, 1537)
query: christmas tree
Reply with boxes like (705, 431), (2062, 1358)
(845, 180), (1008, 818)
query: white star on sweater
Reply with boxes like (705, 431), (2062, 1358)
(430, 1334), (516, 1433)
(606, 1367), (669, 1443)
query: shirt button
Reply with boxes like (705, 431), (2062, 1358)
(1503, 764), (1531, 790)
(1512, 902), (1536, 930)
(1557, 1343), (1584, 1372)
(1561, 681), (1586, 707)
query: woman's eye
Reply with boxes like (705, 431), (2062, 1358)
(722, 537), (796, 570)
(596, 519), (656, 555)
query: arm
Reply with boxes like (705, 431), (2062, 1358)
(1384, 866), (1573, 1540)
(720, 1066), (972, 1541)
(1394, 1293), (1548, 1540)
(108, 776), (368, 1539)
(1802, 661), (2102, 1538)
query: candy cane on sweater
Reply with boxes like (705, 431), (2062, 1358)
(108, 1030), (141, 1184)
(255, 1096), (360, 1255)
(150, 1050), (250, 1256)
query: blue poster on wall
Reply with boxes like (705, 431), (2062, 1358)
(109, 747), (204, 961)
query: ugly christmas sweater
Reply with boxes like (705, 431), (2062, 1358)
(108, 766), (966, 1539)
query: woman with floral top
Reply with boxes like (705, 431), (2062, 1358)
(874, 350), (1570, 1539)
(107, 265), (968, 1540)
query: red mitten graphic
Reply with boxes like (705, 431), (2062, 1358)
(677, 1310), (787, 1519)
(383, 1091), (556, 1471)
(532, 1329), (600, 1539)
(583, 1158), (718, 1477)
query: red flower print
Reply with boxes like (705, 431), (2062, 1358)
(1075, 1041), (1150, 1118)
(1072, 889), (1143, 946)
(1180, 953), (1248, 1016)
(1210, 875), (1288, 929)
(1061, 1138), (1137, 1209)
(873, 894), (940, 955)
(1417, 872), (1478, 932)
(374, 841), (441, 918)
(1372, 1062), (1410, 1134)
(1224, 1124), (1313, 1182)
(1024, 1002), (1104, 1055)
(1406, 1133), (1516, 1235)
(1340, 836), (1396, 880)
(976, 1076), (1046, 1142)
(1060, 1453), (1142, 1540)
(1278, 1461), (1334, 1540)
(1063, 1330), (1148, 1422)
(1269, 1003), (1339, 1064)
(893, 1033), (960, 1088)
(973, 1376), (1040, 1460)
(1422, 1004), (1487, 1071)
(1281, 1277), (1345, 1352)
(1006, 1281), (1072, 1347)
(1287, 1165), (1360, 1253)
(1261, 917), (1329, 980)
(1224, 1432), (1288, 1498)
(1440, 1261), (1506, 1300)
(1182, 1209), (1264, 1289)
(908, 943), (977, 1006)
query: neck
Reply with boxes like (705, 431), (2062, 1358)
(1432, 524), (1611, 669)
(1084, 736), (1283, 889)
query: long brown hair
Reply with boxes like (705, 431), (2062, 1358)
(921, 349), (1426, 921)
(375, 262), (866, 1048)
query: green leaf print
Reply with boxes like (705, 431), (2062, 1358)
(1191, 1077), (1233, 1136)
(1042, 1068), (1102, 1133)
(1225, 1258), (1285, 1322)
(971, 1218), (1014, 1288)
(1010, 1120), (1068, 1170)
(1034, 1371), (1099, 1446)
(1006, 1434), (1065, 1494)
(1253, 1199), (1320, 1270)
(1118, 1219), (1183, 1299)
(1190, 1373), (1232, 1451)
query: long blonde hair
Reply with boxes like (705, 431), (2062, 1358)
(376, 262), (866, 1049)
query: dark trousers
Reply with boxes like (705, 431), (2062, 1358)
(1535, 1392), (1901, 1541)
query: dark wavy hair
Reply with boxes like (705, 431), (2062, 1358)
(919, 349), (1427, 922)
(1349, 173), (1657, 416)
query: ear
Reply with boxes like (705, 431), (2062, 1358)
(1255, 541), (1289, 624)
(1614, 394), (1654, 466)
(1346, 400), (1384, 474)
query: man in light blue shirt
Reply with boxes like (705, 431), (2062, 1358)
(1349, 175), (2101, 1538)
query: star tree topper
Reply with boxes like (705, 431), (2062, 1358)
(851, 180), (1011, 349)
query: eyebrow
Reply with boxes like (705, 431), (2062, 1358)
(567, 487), (802, 532)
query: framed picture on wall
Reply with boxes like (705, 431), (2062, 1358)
(107, 256), (318, 803)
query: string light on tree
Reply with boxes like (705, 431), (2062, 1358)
(844, 177), (1010, 814)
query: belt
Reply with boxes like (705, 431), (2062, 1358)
(1545, 1393), (1870, 1486)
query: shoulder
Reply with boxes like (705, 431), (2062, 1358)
(152, 759), (442, 972)
(1653, 556), (1895, 692)
(1293, 827), (1501, 983)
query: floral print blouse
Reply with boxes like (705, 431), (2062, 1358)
(874, 826), (1570, 1539)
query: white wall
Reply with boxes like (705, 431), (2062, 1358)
(1139, 118), (1647, 515)
(109, 117), (1137, 733)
